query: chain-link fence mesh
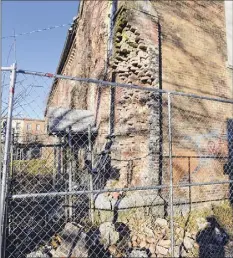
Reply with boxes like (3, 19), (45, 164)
(1, 70), (233, 258)
(170, 94), (233, 257)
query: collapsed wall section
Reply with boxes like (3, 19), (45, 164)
(93, 3), (166, 216)
(108, 6), (161, 188)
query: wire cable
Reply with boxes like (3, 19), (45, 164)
(1, 22), (73, 39)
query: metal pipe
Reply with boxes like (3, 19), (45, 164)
(88, 124), (94, 223)
(57, 137), (62, 191)
(168, 92), (174, 258)
(107, 1), (117, 136)
(17, 69), (233, 104)
(163, 155), (228, 159)
(108, 0), (117, 60)
(1, 67), (13, 72)
(10, 185), (167, 199)
(0, 63), (16, 258)
(53, 145), (57, 188)
(68, 126), (72, 220)
(109, 79), (115, 135)
(10, 179), (233, 200)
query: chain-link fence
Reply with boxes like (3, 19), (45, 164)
(1, 67), (233, 258)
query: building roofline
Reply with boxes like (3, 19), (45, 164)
(12, 118), (45, 122)
(44, 1), (83, 117)
(44, 23), (77, 117)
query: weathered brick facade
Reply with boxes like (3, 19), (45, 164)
(45, 0), (233, 213)
(151, 1), (233, 205)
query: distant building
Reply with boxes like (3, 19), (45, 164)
(1, 118), (46, 159)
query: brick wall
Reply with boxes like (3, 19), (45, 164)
(151, 1), (232, 204)
(106, 4), (161, 189)
(46, 1), (233, 211)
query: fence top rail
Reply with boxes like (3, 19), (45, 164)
(16, 68), (233, 105)
(10, 179), (233, 200)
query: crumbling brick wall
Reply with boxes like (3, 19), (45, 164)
(46, 0), (232, 211)
(106, 5), (161, 189)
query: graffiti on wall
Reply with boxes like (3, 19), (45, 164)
(182, 127), (227, 174)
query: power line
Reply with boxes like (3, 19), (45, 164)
(13, 29), (17, 63)
(1, 22), (73, 39)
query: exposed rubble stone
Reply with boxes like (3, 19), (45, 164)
(156, 245), (169, 255)
(155, 218), (169, 228)
(27, 251), (49, 258)
(99, 222), (120, 247)
(158, 239), (171, 248)
(183, 236), (195, 250)
(128, 248), (150, 257)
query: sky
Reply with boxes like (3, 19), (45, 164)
(2, 1), (79, 72)
(1, 1), (79, 119)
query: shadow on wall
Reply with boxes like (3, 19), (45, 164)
(152, 1), (228, 98)
(92, 158), (120, 190)
(92, 136), (120, 190)
(196, 216), (229, 258)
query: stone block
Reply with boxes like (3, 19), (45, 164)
(156, 245), (169, 255)
(137, 50), (148, 59)
(99, 222), (120, 247)
(183, 236), (194, 250)
(155, 218), (168, 228)
(130, 66), (137, 72)
(158, 239), (171, 248)
(140, 76), (150, 83)
(118, 66), (129, 73)
(128, 42), (138, 48)
(138, 44), (147, 51)
(116, 55), (126, 62)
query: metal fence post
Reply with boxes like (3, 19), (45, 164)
(88, 124), (94, 223)
(68, 127), (73, 220)
(0, 63), (17, 258)
(168, 92), (174, 257)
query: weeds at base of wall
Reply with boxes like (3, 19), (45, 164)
(174, 200), (233, 237)
(12, 159), (53, 175)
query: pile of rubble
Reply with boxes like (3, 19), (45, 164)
(26, 215), (233, 258)
(26, 219), (193, 257)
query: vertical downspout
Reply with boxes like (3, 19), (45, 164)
(88, 125), (94, 223)
(110, 73), (116, 136)
(157, 21), (168, 217)
(94, 0), (117, 127)
(108, 0), (118, 136)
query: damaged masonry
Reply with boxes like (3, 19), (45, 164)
(1, 1), (233, 258)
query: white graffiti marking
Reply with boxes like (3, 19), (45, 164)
(182, 129), (227, 174)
